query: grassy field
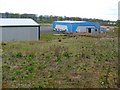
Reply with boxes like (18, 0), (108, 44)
(2, 29), (118, 88)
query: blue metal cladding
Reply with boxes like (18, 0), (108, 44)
(52, 22), (56, 29)
(67, 24), (72, 32)
(52, 21), (101, 32)
(71, 23), (79, 32)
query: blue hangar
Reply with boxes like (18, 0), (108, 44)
(52, 21), (101, 33)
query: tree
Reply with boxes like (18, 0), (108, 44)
(49, 15), (54, 23)
(57, 16), (63, 21)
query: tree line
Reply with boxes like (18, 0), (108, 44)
(0, 12), (117, 26)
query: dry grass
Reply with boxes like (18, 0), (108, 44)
(2, 29), (118, 88)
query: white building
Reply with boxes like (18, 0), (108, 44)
(0, 18), (40, 42)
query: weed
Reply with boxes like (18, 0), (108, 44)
(38, 64), (47, 70)
(63, 52), (72, 59)
(46, 55), (50, 60)
(33, 80), (48, 88)
(2, 42), (7, 46)
(98, 76), (108, 86)
(21, 74), (33, 80)
(15, 70), (21, 75)
(26, 54), (34, 61)
(15, 52), (22, 58)
(56, 57), (62, 65)
(33, 83), (45, 89)
(26, 66), (34, 73)
(3, 65), (10, 69)
(11, 76), (16, 81)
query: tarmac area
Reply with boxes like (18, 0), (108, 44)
(40, 26), (63, 34)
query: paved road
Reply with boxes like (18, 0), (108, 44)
(40, 26), (56, 34)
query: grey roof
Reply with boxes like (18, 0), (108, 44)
(55, 21), (86, 23)
(0, 18), (39, 26)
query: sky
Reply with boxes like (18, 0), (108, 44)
(0, 0), (119, 21)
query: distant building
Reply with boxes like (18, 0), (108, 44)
(0, 18), (40, 41)
(100, 26), (109, 33)
(52, 21), (101, 33)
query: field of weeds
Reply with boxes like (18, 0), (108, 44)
(2, 29), (118, 88)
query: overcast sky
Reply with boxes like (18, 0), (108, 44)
(0, 0), (119, 21)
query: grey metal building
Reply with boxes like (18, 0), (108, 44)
(0, 18), (40, 41)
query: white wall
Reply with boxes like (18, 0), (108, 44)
(55, 25), (68, 31)
(76, 26), (97, 33)
(0, 27), (38, 41)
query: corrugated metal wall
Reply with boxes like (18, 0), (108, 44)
(0, 27), (38, 41)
